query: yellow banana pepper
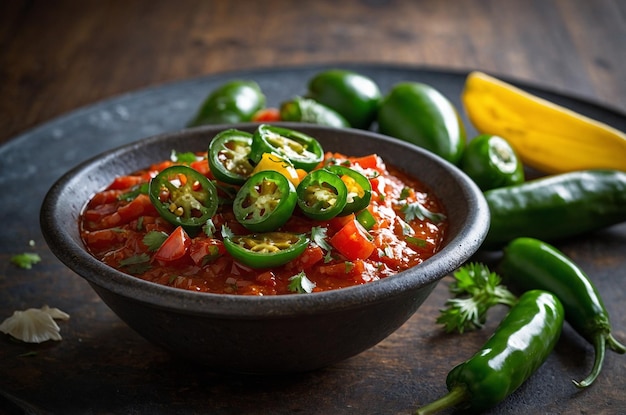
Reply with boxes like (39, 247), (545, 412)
(462, 71), (626, 174)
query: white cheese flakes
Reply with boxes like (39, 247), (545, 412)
(0, 305), (70, 343)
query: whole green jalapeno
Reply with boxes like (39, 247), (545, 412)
(279, 96), (350, 128)
(377, 82), (466, 165)
(498, 237), (626, 388)
(306, 69), (381, 129)
(187, 80), (266, 127)
(416, 290), (564, 414)
(482, 169), (626, 249)
(460, 134), (524, 191)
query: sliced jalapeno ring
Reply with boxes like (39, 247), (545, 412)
(223, 232), (309, 269)
(233, 170), (297, 232)
(250, 124), (324, 171)
(149, 165), (219, 233)
(296, 169), (348, 221)
(325, 164), (372, 215)
(208, 129), (255, 185)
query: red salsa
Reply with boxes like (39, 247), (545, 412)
(80, 135), (447, 295)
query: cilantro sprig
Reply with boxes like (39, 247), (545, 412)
(401, 200), (447, 224)
(11, 253), (42, 269)
(437, 263), (517, 333)
(288, 271), (316, 294)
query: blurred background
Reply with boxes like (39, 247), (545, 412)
(1, 0), (625, 144)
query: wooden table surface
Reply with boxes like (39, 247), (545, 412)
(1, 1), (625, 414)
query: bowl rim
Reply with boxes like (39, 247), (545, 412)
(40, 123), (489, 318)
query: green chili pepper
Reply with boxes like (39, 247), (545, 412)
(279, 96), (350, 128)
(296, 169), (348, 221)
(223, 232), (309, 269)
(187, 80), (266, 127)
(482, 169), (626, 249)
(149, 165), (219, 234)
(250, 124), (324, 171)
(498, 237), (626, 388)
(233, 170), (297, 232)
(306, 69), (381, 129)
(417, 290), (564, 414)
(460, 134), (524, 191)
(377, 82), (466, 165)
(208, 129), (255, 185)
(325, 164), (372, 215)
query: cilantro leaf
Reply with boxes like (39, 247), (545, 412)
(11, 253), (42, 269)
(311, 226), (333, 252)
(143, 231), (169, 251)
(221, 224), (234, 239)
(118, 183), (149, 202)
(119, 253), (151, 274)
(203, 219), (217, 238)
(288, 271), (316, 294)
(170, 150), (199, 164)
(401, 201), (447, 224)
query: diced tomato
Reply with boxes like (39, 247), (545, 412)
(87, 190), (123, 208)
(107, 175), (145, 191)
(83, 229), (125, 252)
(330, 218), (376, 260)
(189, 238), (226, 266)
(351, 154), (385, 173)
(190, 159), (212, 178)
(289, 245), (324, 270)
(328, 213), (356, 232)
(149, 160), (174, 174)
(83, 203), (119, 226)
(154, 226), (191, 263)
(251, 108), (281, 122)
(319, 259), (366, 279)
(115, 194), (158, 224)
(255, 271), (277, 287)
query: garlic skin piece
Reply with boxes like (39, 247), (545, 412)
(0, 305), (70, 343)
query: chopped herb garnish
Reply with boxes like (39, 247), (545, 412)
(11, 253), (41, 269)
(170, 150), (199, 164)
(119, 253), (151, 274)
(201, 245), (222, 266)
(311, 226), (333, 252)
(143, 231), (169, 251)
(118, 183), (149, 202)
(406, 236), (428, 248)
(345, 261), (354, 273)
(288, 271), (316, 294)
(399, 187), (411, 200)
(136, 216), (144, 231)
(203, 219), (217, 237)
(221, 224), (234, 239)
(398, 217), (414, 236)
(401, 201), (447, 224)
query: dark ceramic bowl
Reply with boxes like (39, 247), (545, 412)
(41, 123), (489, 373)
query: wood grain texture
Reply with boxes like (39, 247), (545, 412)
(1, 0), (624, 145)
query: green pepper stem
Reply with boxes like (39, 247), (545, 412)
(415, 386), (470, 415)
(607, 333), (626, 354)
